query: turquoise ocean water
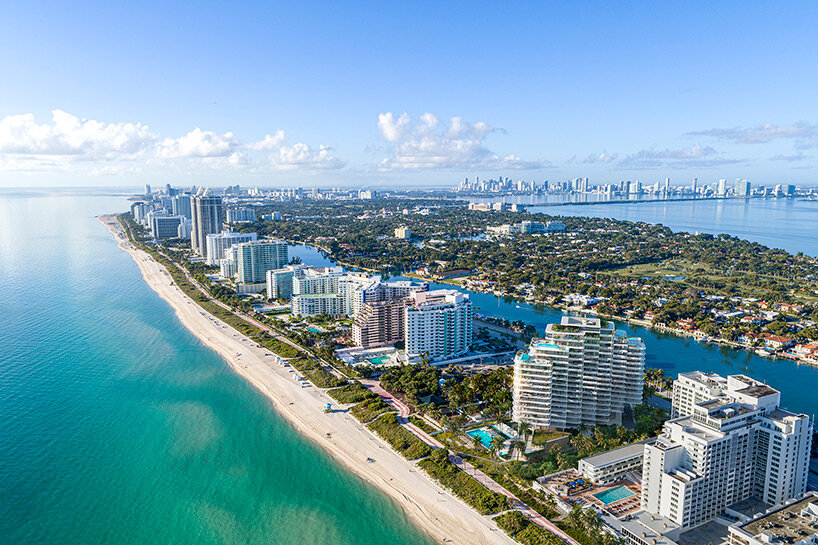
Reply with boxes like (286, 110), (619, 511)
(0, 191), (435, 545)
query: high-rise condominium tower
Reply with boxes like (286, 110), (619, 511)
(190, 190), (223, 260)
(513, 316), (645, 429)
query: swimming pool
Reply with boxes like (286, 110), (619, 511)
(466, 427), (497, 449)
(307, 327), (322, 333)
(593, 485), (635, 505)
(367, 356), (388, 365)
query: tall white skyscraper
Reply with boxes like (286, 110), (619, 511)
(513, 316), (645, 429)
(642, 372), (812, 529)
(735, 178), (751, 196)
(404, 290), (473, 361)
(717, 178), (727, 196)
(190, 190), (223, 260)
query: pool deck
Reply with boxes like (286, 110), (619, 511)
(538, 469), (642, 519)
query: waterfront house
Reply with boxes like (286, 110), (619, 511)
(760, 333), (794, 350)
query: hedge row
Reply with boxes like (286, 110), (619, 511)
(366, 413), (433, 460)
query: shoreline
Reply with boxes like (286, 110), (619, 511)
(99, 215), (515, 545)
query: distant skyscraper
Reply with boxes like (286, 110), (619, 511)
(735, 178), (751, 196)
(145, 184), (152, 196)
(717, 178), (727, 196)
(691, 177), (698, 193)
(226, 207), (256, 223)
(395, 226), (411, 239)
(171, 195), (192, 219)
(190, 190), (223, 260)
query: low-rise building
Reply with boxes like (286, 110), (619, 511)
(226, 207), (256, 223)
(579, 440), (654, 486)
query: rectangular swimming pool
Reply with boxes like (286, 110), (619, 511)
(593, 485), (635, 505)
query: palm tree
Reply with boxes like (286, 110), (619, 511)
(517, 421), (530, 444)
(566, 505), (583, 529)
(471, 434), (483, 450)
(491, 436), (505, 460)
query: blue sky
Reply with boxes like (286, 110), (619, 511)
(1, 1), (817, 188)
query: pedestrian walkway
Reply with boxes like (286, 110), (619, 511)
(363, 380), (580, 545)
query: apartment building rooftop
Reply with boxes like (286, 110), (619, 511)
(733, 493), (818, 544)
(561, 316), (601, 328)
(678, 370), (727, 384)
(580, 440), (653, 468)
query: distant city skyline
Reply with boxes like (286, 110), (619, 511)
(1, 2), (818, 187)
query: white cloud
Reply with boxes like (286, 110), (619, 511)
(689, 122), (816, 144)
(377, 112), (411, 142)
(770, 152), (810, 162)
(270, 143), (344, 170)
(0, 109), (154, 159)
(618, 144), (743, 169)
(156, 127), (238, 158)
(0, 110), (343, 175)
(582, 151), (618, 164)
(246, 130), (285, 151)
(377, 111), (547, 170)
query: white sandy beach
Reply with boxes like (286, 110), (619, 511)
(100, 215), (516, 545)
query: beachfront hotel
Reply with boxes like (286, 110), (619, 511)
(190, 190), (223, 260)
(233, 240), (289, 284)
(352, 298), (406, 349)
(512, 316), (645, 430)
(289, 267), (427, 318)
(149, 214), (184, 240)
(404, 289), (473, 362)
(265, 264), (309, 300)
(641, 373), (812, 531)
(205, 231), (258, 266)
